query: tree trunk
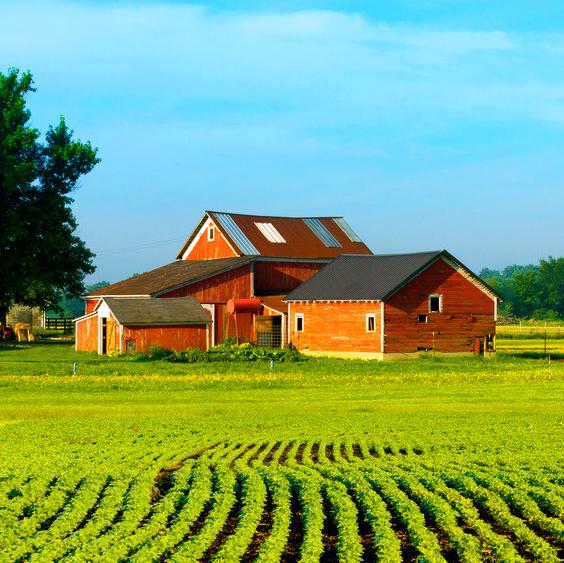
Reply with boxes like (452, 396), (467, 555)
(0, 306), (8, 340)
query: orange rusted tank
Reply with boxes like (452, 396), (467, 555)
(226, 298), (262, 315)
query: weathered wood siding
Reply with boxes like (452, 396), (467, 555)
(254, 261), (327, 293)
(122, 325), (208, 352)
(289, 302), (381, 353)
(161, 266), (253, 343)
(384, 258), (495, 354)
(161, 265), (252, 303)
(75, 315), (98, 352)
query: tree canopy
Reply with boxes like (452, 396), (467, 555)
(0, 68), (99, 331)
(481, 257), (564, 320)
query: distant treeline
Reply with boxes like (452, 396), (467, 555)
(480, 257), (564, 320)
(48, 281), (110, 319)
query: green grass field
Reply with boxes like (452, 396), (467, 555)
(0, 342), (563, 561)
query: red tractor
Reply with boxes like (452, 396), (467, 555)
(1, 324), (15, 340)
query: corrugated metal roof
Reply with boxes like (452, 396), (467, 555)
(87, 257), (253, 297)
(285, 251), (445, 301)
(176, 211), (372, 259)
(104, 297), (211, 325)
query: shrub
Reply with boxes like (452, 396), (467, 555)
(143, 345), (176, 361)
(133, 343), (307, 363)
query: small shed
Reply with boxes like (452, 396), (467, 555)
(75, 297), (211, 354)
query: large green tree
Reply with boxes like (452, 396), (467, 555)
(0, 68), (99, 334)
(481, 257), (564, 320)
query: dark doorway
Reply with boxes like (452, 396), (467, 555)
(102, 318), (107, 354)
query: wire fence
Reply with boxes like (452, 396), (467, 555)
(496, 326), (564, 358)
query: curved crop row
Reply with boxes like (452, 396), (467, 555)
(171, 463), (237, 562)
(212, 467), (267, 560)
(255, 469), (292, 562)
(441, 470), (559, 562)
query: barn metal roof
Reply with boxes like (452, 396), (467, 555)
(284, 250), (502, 302)
(176, 211), (372, 259)
(86, 257), (254, 297)
(103, 297), (211, 325)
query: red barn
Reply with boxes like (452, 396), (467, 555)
(78, 211), (372, 353)
(75, 296), (211, 354)
(284, 251), (501, 359)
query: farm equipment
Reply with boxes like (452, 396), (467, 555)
(14, 323), (35, 342)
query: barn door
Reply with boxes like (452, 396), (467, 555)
(106, 316), (118, 354)
(473, 337), (485, 355)
(214, 304), (228, 344)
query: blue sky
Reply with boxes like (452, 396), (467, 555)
(1, 0), (563, 282)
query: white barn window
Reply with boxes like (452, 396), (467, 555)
(295, 313), (304, 332)
(429, 294), (442, 313)
(366, 313), (376, 332)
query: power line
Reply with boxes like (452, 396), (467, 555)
(94, 237), (185, 257)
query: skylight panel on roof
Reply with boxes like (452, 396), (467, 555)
(255, 222), (286, 243)
(333, 217), (362, 242)
(213, 213), (260, 255)
(303, 218), (342, 248)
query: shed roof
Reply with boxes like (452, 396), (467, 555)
(260, 294), (288, 315)
(284, 250), (501, 302)
(177, 211), (372, 260)
(87, 257), (253, 297)
(103, 297), (211, 325)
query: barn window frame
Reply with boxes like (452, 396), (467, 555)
(295, 313), (304, 332)
(207, 225), (215, 241)
(429, 294), (442, 313)
(366, 313), (376, 333)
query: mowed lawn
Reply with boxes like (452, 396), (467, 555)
(0, 341), (562, 458)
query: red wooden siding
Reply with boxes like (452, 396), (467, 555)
(161, 265), (252, 304)
(122, 325), (208, 352)
(253, 261), (327, 294)
(85, 299), (100, 314)
(384, 258), (495, 354)
(184, 221), (238, 260)
(289, 302), (381, 353)
(75, 315), (98, 352)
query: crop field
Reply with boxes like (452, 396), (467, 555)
(0, 342), (563, 561)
